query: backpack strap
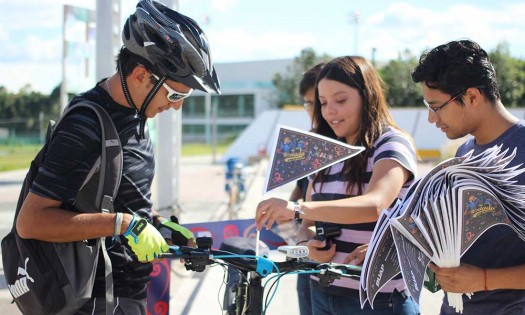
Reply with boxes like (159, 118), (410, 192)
(55, 101), (122, 315)
(58, 102), (123, 211)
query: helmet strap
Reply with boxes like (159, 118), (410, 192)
(118, 59), (139, 112)
(137, 76), (164, 139)
(117, 59), (164, 139)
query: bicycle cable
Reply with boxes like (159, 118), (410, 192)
(217, 263), (228, 313)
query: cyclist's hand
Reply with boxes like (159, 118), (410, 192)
(255, 198), (294, 231)
(157, 215), (195, 246)
(306, 239), (335, 263)
(123, 214), (169, 262)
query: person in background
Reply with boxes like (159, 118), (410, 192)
(288, 63), (324, 315)
(15, 1), (220, 313)
(256, 56), (419, 314)
(412, 39), (525, 315)
(288, 63), (324, 203)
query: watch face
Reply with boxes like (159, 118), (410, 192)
(294, 202), (303, 220)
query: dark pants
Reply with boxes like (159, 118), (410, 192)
(75, 297), (147, 315)
(310, 286), (419, 315)
(297, 273), (313, 315)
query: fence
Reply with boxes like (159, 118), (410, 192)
(0, 113), (57, 145)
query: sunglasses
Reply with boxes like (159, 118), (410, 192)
(151, 74), (193, 102)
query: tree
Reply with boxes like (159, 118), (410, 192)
(379, 49), (422, 107)
(489, 42), (525, 107)
(272, 48), (332, 108)
(0, 84), (61, 136)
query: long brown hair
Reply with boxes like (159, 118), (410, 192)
(312, 56), (399, 195)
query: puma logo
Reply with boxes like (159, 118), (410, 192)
(8, 258), (34, 298)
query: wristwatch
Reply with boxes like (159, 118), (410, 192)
(294, 201), (304, 221)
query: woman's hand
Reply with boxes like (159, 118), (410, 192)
(255, 198), (294, 230)
(343, 244), (368, 266)
(306, 239), (336, 263)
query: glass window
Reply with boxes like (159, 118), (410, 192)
(182, 124), (205, 135)
(182, 96), (206, 118)
(213, 94), (255, 118)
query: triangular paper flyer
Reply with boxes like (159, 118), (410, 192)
(264, 125), (365, 193)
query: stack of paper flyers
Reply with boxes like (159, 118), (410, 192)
(359, 145), (525, 313)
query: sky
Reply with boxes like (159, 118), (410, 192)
(1, 0), (525, 94)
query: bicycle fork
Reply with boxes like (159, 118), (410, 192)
(233, 275), (263, 315)
(235, 282), (248, 314)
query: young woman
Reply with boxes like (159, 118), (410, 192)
(255, 56), (419, 314)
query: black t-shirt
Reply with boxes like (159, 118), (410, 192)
(30, 81), (156, 299)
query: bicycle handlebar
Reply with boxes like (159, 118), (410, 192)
(158, 245), (362, 283)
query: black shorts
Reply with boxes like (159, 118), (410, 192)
(75, 297), (146, 315)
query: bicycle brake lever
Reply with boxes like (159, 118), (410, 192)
(315, 269), (344, 287)
(158, 245), (183, 258)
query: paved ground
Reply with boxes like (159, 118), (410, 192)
(0, 157), (444, 314)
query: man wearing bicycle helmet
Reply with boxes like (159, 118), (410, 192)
(16, 0), (220, 313)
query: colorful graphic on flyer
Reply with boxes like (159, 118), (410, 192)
(265, 126), (364, 192)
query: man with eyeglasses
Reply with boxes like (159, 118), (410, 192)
(412, 39), (525, 315)
(15, 1), (220, 313)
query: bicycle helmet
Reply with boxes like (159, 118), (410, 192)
(122, 0), (220, 94)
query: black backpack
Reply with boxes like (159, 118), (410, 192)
(1, 102), (123, 315)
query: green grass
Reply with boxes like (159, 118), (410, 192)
(0, 144), (41, 172)
(0, 142), (233, 172)
(181, 141), (231, 156)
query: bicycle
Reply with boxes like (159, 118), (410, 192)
(159, 237), (362, 315)
(224, 158), (246, 220)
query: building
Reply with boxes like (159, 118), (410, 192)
(181, 59), (292, 143)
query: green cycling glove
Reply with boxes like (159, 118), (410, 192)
(123, 214), (169, 262)
(157, 215), (195, 246)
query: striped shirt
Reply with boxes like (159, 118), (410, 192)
(30, 81), (155, 299)
(311, 127), (417, 294)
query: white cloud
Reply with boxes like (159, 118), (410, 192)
(209, 29), (317, 61)
(210, 0), (238, 12)
(360, 2), (525, 61)
(0, 62), (62, 93)
(26, 34), (63, 62)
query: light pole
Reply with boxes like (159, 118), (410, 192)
(349, 10), (360, 55)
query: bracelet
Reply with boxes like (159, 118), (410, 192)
(484, 268), (488, 291)
(294, 201), (304, 220)
(296, 240), (309, 245)
(114, 212), (123, 237)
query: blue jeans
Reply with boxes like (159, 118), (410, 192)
(297, 273), (312, 315)
(310, 286), (419, 315)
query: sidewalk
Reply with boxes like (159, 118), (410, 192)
(0, 158), (444, 314)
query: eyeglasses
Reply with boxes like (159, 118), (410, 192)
(151, 74), (193, 102)
(423, 90), (464, 113)
(303, 101), (314, 111)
